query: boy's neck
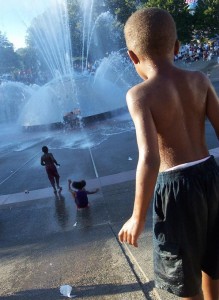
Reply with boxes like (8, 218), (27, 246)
(139, 56), (174, 79)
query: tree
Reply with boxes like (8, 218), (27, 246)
(141, 0), (193, 43)
(16, 47), (38, 74)
(67, 0), (83, 58)
(0, 32), (20, 75)
(67, 0), (125, 62)
(106, 0), (139, 24)
(193, 0), (219, 40)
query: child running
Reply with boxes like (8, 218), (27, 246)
(118, 7), (219, 300)
(41, 146), (62, 193)
(68, 179), (99, 209)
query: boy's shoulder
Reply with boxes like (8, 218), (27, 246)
(126, 80), (151, 103)
(178, 68), (208, 80)
(127, 68), (208, 100)
(126, 67), (210, 115)
(176, 68), (210, 93)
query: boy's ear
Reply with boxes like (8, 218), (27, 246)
(174, 40), (180, 55)
(127, 50), (140, 65)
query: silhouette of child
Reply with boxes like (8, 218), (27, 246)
(41, 146), (62, 193)
(118, 7), (219, 300)
(68, 179), (99, 209)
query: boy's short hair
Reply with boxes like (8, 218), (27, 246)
(42, 146), (48, 153)
(124, 7), (177, 58)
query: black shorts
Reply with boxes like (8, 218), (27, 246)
(153, 156), (219, 297)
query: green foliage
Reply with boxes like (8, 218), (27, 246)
(106, 0), (138, 23)
(16, 47), (38, 73)
(193, 0), (219, 40)
(2, 0), (219, 76)
(67, 0), (125, 61)
(141, 0), (193, 43)
(0, 32), (20, 75)
(67, 0), (83, 58)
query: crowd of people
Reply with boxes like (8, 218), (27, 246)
(175, 40), (219, 63)
(0, 69), (50, 85)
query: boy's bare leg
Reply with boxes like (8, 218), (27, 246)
(182, 272), (219, 300)
(202, 271), (219, 300)
(55, 176), (59, 187)
(49, 178), (57, 192)
(55, 176), (62, 190)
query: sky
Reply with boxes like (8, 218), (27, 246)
(0, 0), (52, 49)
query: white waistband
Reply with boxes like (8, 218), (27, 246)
(164, 156), (210, 172)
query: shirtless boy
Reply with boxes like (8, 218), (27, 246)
(41, 146), (62, 193)
(118, 8), (219, 300)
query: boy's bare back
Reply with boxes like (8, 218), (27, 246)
(128, 65), (219, 171)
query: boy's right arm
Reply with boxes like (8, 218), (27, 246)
(206, 78), (219, 139)
(118, 87), (160, 247)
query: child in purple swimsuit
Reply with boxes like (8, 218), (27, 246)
(68, 179), (99, 209)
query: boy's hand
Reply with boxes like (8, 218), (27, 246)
(118, 216), (145, 248)
(68, 179), (72, 183)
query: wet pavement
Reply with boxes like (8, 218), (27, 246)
(0, 64), (219, 300)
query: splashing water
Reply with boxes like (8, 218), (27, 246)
(0, 0), (139, 127)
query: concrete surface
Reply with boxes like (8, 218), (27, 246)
(0, 62), (219, 300)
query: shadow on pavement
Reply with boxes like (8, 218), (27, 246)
(0, 281), (155, 300)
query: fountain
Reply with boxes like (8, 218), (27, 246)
(0, 0), (139, 129)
